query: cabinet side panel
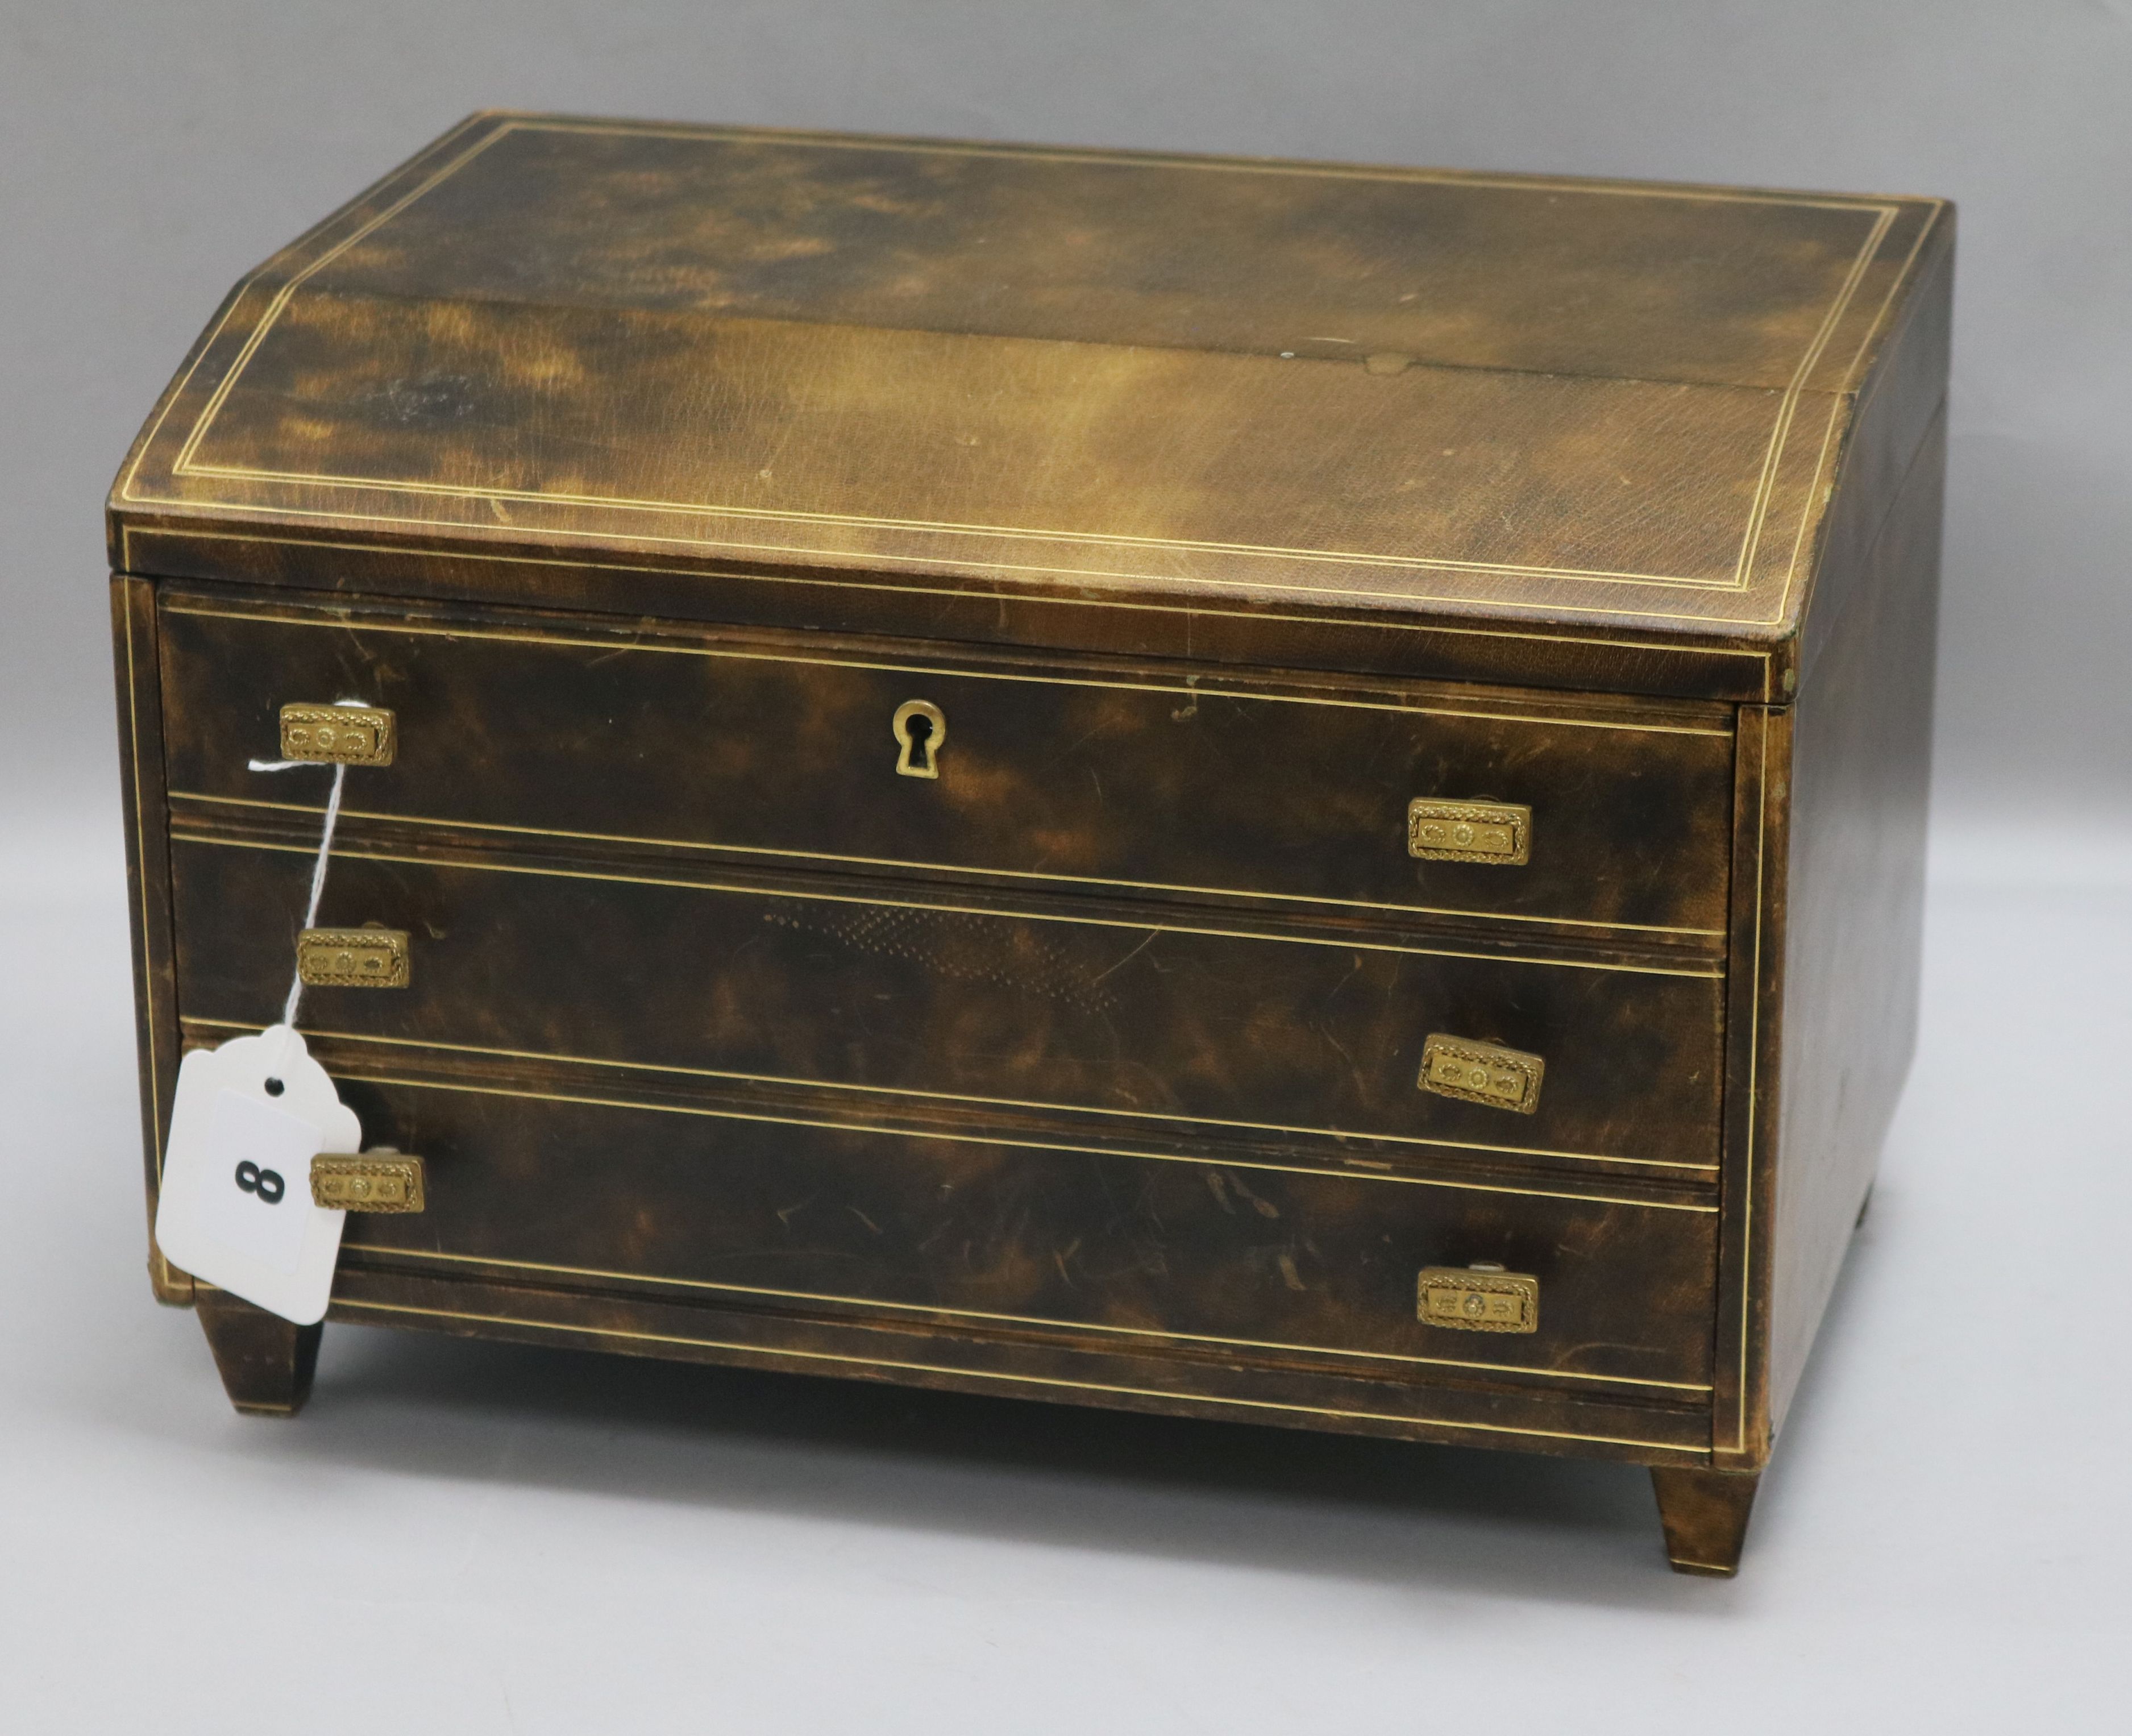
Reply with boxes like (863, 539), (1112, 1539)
(111, 575), (191, 1305)
(1768, 407), (1944, 1434)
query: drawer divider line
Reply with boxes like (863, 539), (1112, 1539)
(319, 1061), (1719, 1212)
(156, 601), (1738, 735)
(342, 1240), (1715, 1393)
(183, 1016), (1723, 1182)
(171, 830), (1727, 981)
(170, 789), (1732, 942)
(331, 1294), (1711, 1457)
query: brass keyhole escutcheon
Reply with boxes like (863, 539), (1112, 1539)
(892, 700), (946, 779)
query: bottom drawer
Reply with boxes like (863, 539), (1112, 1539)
(328, 1070), (1719, 1395)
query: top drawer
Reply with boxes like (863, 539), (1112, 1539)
(157, 592), (1736, 936)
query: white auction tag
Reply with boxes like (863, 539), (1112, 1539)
(153, 1025), (362, 1324)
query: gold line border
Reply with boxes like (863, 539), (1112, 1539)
(157, 599), (1736, 737)
(174, 457), (1743, 593)
(169, 126), (517, 477)
(332, 1294), (1707, 1456)
(1831, 200), (1948, 396)
(1735, 708), (1770, 1451)
(113, 110), (507, 515)
(122, 591), (165, 1178)
(130, 526), (1780, 697)
(129, 114), (1911, 629)
(175, 791), (1732, 943)
(347, 1244), (1710, 1392)
(122, 493), (1817, 628)
(319, 1058), (1724, 1210)
(1771, 207), (1948, 605)
(163, 117), (1894, 595)
(171, 828), (1725, 982)
(1731, 206), (1894, 590)
(184, 1016), (1723, 1179)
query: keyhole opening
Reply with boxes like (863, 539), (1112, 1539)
(891, 700), (946, 779)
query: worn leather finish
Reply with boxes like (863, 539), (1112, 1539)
(109, 114), (1952, 687)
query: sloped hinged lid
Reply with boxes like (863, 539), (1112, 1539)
(113, 112), (1950, 682)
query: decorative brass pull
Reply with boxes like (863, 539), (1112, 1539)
(1419, 1033), (1544, 1114)
(296, 927), (410, 989)
(280, 704), (396, 766)
(892, 699), (947, 779)
(1417, 1263), (1539, 1333)
(311, 1153), (426, 1212)
(1407, 798), (1530, 865)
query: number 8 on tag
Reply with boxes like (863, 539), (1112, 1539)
(234, 1159), (286, 1204)
(193, 1090), (318, 1276)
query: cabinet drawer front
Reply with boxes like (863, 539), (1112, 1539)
(171, 838), (1726, 1171)
(159, 597), (1736, 935)
(328, 1073), (1719, 1393)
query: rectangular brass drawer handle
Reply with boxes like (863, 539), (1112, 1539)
(1418, 1033), (1544, 1113)
(296, 927), (410, 989)
(1418, 1263), (1540, 1333)
(1407, 798), (1530, 865)
(311, 1153), (426, 1212)
(280, 703), (396, 766)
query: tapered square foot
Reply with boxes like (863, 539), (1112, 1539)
(195, 1289), (322, 1417)
(1651, 1467), (1761, 1576)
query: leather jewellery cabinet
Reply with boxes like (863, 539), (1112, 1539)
(109, 113), (1950, 1576)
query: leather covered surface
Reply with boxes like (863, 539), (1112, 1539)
(110, 113), (1950, 650)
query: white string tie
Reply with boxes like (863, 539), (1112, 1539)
(247, 700), (371, 1053)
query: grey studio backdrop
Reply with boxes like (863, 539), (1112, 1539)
(2, 6), (2129, 1734)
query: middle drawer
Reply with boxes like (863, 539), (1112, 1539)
(171, 836), (1726, 1172)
